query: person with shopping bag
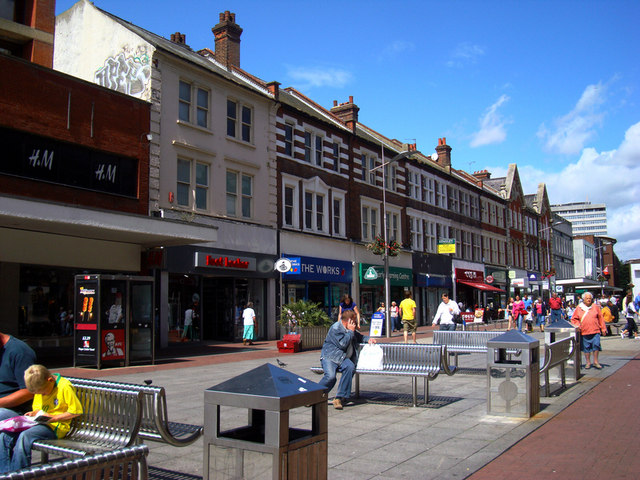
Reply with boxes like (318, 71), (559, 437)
(317, 310), (376, 410)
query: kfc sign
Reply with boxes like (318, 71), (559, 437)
(455, 268), (484, 283)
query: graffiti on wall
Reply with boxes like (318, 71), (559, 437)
(94, 46), (151, 99)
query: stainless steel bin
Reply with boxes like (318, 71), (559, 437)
(203, 363), (328, 480)
(545, 318), (581, 381)
(487, 330), (540, 418)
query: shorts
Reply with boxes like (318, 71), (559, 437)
(580, 333), (602, 353)
(402, 319), (417, 333)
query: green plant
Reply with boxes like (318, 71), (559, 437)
(366, 235), (400, 256)
(278, 299), (332, 328)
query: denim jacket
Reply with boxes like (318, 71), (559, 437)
(320, 320), (368, 364)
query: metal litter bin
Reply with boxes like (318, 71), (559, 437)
(487, 330), (540, 418)
(545, 318), (581, 381)
(203, 363), (328, 480)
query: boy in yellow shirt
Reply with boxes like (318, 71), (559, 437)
(0, 365), (82, 473)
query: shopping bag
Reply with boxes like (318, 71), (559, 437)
(357, 344), (384, 370)
(0, 416), (37, 433)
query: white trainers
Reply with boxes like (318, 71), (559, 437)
(621, 332), (625, 339)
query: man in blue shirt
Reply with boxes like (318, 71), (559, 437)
(0, 331), (37, 421)
(523, 294), (533, 310)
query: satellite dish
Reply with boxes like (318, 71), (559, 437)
(431, 152), (438, 161)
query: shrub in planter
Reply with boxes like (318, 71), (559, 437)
(279, 300), (332, 330)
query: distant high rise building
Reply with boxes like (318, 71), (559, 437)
(550, 202), (607, 236)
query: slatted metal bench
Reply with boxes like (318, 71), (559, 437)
(32, 384), (143, 465)
(539, 336), (575, 397)
(608, 321), (626, 335)
(67, 377), (203, 447)
(432, 330), (514, 366)
(7, 445), (149, 480)
(311, 343), (456, 406)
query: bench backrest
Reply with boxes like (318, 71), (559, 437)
(5, 445), (149, 480)
(358, 343), (448, 376)
(68, 384), (143, 448)
(540, 336), (575, 373)
(433, 331), (505, 350)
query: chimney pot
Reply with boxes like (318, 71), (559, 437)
(333, 100), (338, 107)
(348, 95), (354, 103)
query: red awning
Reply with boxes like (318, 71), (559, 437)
(457, 279), (505, 292)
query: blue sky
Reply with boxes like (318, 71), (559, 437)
(56, 0), (640, 261)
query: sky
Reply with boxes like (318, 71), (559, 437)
(55, 0), (640, 261)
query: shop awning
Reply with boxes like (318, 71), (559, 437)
(457, 279), (505, 293)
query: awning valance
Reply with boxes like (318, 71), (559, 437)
(457, 279), (505, 293)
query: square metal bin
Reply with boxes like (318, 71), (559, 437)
(204, 363), (328, 480)
(545, 319), (581, 381)
(487, 330), (540, 418)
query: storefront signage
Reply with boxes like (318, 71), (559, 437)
(274, 258), (292, 273)
(511, 278), (529, 288)
(455, 269), (484, 283)
(364, 267), (378, 280)
(486, 275), (494, 284)
(437, 238), (456, 254)
(194, 252), (256, 271)
(282, 255), (352, 283)
(0, 126), (138, 197)
(359, 264), (412, 286)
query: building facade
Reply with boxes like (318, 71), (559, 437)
(551, 201), (608, 236)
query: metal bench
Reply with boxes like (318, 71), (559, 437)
(539, 336), (575, 397)
(6, 445), (149, 480)
(311, 343), (456, 406)
(67, 377), (203, 447)
(32, 384), (143, 464)
(432, 330), (511, 366)
(608, 321), (626, 335)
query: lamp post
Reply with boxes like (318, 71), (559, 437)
(371, 148), (420, 337)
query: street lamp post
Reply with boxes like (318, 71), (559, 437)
(371, 148), (420, 338)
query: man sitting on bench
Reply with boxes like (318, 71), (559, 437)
(318, 310), (376, 410)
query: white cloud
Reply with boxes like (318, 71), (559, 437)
(470, 95), (511, 147)
(446, 42), (485, 68)
(285, 65), (353, 90)
(537, 82), (606, 155)
(379, 40), (415, 59)
(516, 121), (640, 261)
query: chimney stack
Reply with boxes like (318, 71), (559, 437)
(472, 169), (491, 180)
(435, 137), (452, 169)
(266, 81), (280, 101)
(212, 11), (243, 68)
(170, 32), (186, 45)
(330, 96), (359, 133)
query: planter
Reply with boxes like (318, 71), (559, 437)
(280, 325), (330, 350)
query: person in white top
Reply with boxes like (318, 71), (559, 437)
(432, 293), (461, 331)
(242, 302), (257, 345)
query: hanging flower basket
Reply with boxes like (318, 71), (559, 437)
(366, 235), (400, 257)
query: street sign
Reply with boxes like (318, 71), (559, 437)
(364, 266), (378, 280)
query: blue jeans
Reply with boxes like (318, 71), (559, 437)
(549, 309), (562, 323)
(0, 424), (56, 473)
(439, 323), (457, 331)
(0, 409), (19, 422)
(516, 314), (523, 331)
(319, 357), (355, 400)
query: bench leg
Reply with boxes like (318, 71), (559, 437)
(40, 450), (49, 465)
(412, 377), (417, 407)
(355, 373), (360, 399)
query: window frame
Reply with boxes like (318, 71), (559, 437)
(227, 98), (253, 143)
(226, 169), (253, 219)
(178, 80), (210, 129)
(176, 157), (209, 211)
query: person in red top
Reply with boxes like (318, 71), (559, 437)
(512, 296), (526, 331)
(570, 292), (607, 370)
(548, 292), (564, 323)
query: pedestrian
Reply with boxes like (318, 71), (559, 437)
(338, 294), (361, 329)
(317, 310), (376, 410)
(523, 294), (533, 310)
(390, 301), (399, 332)
(534, 297), (547, 332)
(512, 295), (526, 332)
(242, 302), (257, 346)
(0, 331), (37, 422)
(182, 302), (198, 342)
(506, 297), (514, 330)
(601, 301), (615, 336)
(0, 364), (82, 473)
(548, 292), (563, 323)
(432, 293), (460, 331)
(621, 293), (638, 339)
(399, 291), (418, 344)
(570, 292), (607, 370)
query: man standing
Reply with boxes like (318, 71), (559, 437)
(0, 331), (37, 421)
(242, 302), (257, 346)
(318, 310), (376, 410)
(548, 292), (563, 323)
(570, 292), (607, 370)
(399, 291), (417, 344)
(432, 293), (460, 331)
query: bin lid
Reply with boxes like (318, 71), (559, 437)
(546, 318), (577, 332)
(486, 329), (539, 349)
(205, 363), (327, 410)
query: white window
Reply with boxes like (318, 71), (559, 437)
(227, 99), (252, 142)
(436, 181), (446, 207)
(408, 171), (419, 199)
(470, 196), (479, 219)
(362, 154), (377, 185)
(386, 211), (400, 242)
(226, 170), (252, 218)
(463, 231), (472, 259)
(332, 195), (345, 236)
(284, 123), (294, 157)
(410, 216), (423, 251)
(460, 192), (470, 216)
(448, 188), (459, 212)
(481, 200), (488, 223)
(304, 191), (325, 231)
(482, 236), (490, 262)
(422, 175), (434, 204)
(473, 233), (481, 262)
(425, 221), (436, 253)
(497, 206), (504, 228)
(177, 158), (209, 210)
(454, 228), (462, 257)
(384, 163), (396, 191)
(179, 80), (209, 128)
(333, 143), (340, 171)
(315, 135), (323, 166)
(304, 132), (312, 162)
(361, 205), (378, 241)
(283, 182), (299, 228)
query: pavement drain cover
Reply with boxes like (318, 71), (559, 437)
(358, 391), (462, 408)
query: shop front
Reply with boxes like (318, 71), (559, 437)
(528, 271), (543, 299)
(509, 269), (529, 298)
(358, 263), (413, 321)
(413, 253), (453, 326)
(454, 267), (504, 315)
(164, 246), (276, 343)
(484, 266), (509, 313)
(281, 255), (353, 320)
